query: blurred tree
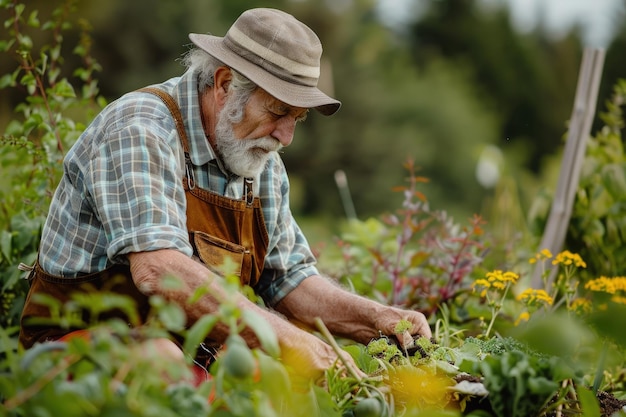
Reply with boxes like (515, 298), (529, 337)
(406, 0), (584, 174)
(82, 0), (321, 98)
(70, 0), (502, 219)
(12, 0), (623, 225)
(279, 0), (501, 219)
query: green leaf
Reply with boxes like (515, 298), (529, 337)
(50, 44), (61, 61)
(587, 302), (626, 346)
(20, 72), (36, 94)
(27, 10), (39, 27)
(602, 163), (626, 200)
(252, 396), (280, 417)
(183, 314), (218, 357)
(50, 79), (76, 98)
(0, 39), (15, 53)
(302, 384), (341, 417)
(157, 302), (186, 332)
(16, 32), (33, 50)
(343, 344), (380, 374)
(242, 309), (280, 358)
(10, 212), (42, 252)
(14, 3), (25, 18)
(511, 312), (596, 358)
(256, 351), (291, 400)
(526, 376), (558, 395)
(73, 44), (86, 57)
(576, 386), (601, 417)
(0, 230), (12, 261)
(0, 72), (16, 89)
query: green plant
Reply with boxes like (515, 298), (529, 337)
(471, 270), (520, 338)
(461, 350), (564, 417)
(333, 159), (490, 318)
(529, 79), (626, 280)
(3, 2), (626, 415)
(1, 272), (346, 417)
(0, 0), (105, 327)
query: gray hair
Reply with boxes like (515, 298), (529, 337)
(181, 47), (256, 123)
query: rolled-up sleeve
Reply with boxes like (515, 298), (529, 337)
(86, 119), (192, 262)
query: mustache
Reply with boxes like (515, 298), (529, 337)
(252, 137), (282, 153)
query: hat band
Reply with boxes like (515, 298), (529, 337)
(225, 26), (320, 87)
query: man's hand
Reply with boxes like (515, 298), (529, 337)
(280, 330), (365, 383)
(276, 274), (433, 346)
(128, 250), (363, 381)
(372, 305), (432, 344)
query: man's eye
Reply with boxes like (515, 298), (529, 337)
(296, 112), (308, 123)
(269, 110), (286, 119)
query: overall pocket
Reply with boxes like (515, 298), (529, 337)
(193, 231), (251, 281)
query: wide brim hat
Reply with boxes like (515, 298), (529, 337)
(189, 8), (341, 116)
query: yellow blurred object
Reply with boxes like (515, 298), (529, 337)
(386, 365), (454, 411)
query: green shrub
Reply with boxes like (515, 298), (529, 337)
(529, 79), (626, 279)
(0, 0), (105, 327)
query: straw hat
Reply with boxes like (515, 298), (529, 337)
(189, 8), (341, 116)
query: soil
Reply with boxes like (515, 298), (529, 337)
(541, 389), (626, 417)
(596, 390), (626, 416)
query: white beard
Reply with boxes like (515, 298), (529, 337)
(213, 100), (282, 178)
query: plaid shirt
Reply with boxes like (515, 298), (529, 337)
(39, 68), (318, 306)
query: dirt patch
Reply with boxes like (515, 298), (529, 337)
(597, 390), (626, 416)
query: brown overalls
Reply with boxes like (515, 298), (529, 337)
(19, 88), (269, 355)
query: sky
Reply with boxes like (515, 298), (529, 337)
(377, 0), (626, 47)
(497, 0), (625, 46)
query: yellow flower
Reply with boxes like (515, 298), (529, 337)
(491, 281), (506, 290)
(585, 276), (626, 294)
(515, 311), (530, 326)
(472, 279), (491, 298)
(387, 365), (453, 409)
(485, 270), (519, 284)
(485, 270), (501, 282)
(611, 295), (626, 305)
(517, 288), (554, 306)
(535, 290), (554, 305)
(568, 298), (592, 314)
(529, 248), (553, 264)
(552, 250), (586, 268)
(501, 271), (520, 283)
(473, 278), (491, 288)
(517, 288), (533, 301)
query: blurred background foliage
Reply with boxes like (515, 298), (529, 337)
(1, 0), (625, 240)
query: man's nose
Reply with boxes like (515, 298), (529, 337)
(272, 117), (296, 147)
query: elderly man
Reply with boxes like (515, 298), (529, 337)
(19, 8), (431, 380)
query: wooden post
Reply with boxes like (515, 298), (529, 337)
(531, 48), (605, 287)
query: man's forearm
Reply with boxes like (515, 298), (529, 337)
(275, 274), (387, 344)
(127, 250), (384, 376)
(128, 249), (302, 348)
(276, 274), (433, 344)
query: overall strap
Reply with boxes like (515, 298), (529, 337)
(138, 87), (196, 189)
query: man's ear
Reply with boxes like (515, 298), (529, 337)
(213, 66), (232, 106)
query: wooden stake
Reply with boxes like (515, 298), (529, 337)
(531, 48), (606, 287)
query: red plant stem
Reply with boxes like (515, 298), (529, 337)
(443, 234), (471, 298)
